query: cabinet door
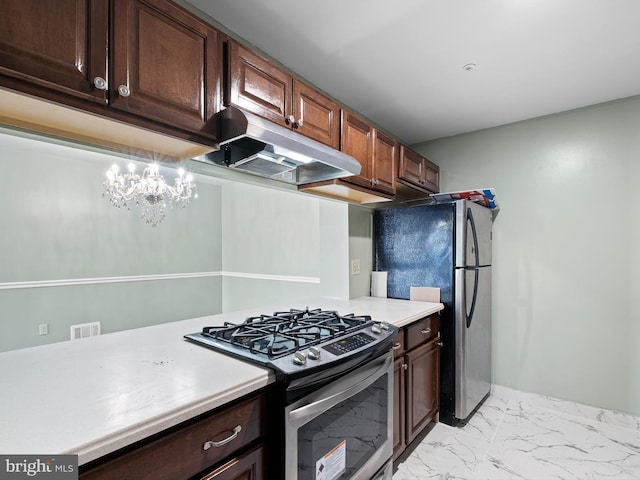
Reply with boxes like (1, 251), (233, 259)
(422, 156), (440, 193)
(0, 0), (108, 103)
(392, 356), (406, 460)
(111, 0), (219, 139)
(199, 445), (265, 480)
(293, 79), (339, 149)
(340, 110), (372, 188)
(227, 40), (290, 128)
(398, 145), (424, 187)
(405, 338), (440, 444)
(372, 129), (396, 194)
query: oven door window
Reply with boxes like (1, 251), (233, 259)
(297, 374), (388, 480)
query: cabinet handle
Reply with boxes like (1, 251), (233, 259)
(117, 85), (131, 97)
(437, 341), (443, 347)
(92, 76), (107, 90)
(402, 364), (408, 370)
(374, 179), (380, 185)
(285, 114), (295, 125)
(392, 342), (402, 350)
(202, 425), (242, 450)
(420, 328), (431, 335)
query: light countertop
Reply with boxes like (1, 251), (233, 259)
(0, 296), (442, 465)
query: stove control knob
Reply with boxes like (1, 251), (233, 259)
(293, 351), (307, 366)
(380, 322), (390, 331)
(372, 324), (382, 334)
(307, 346), (321, 360)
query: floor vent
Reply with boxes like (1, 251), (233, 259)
(70, 321), (101, 340)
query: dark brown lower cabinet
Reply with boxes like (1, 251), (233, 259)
(406, 338), (440, 444)
(79, 393), (265, 480)
(198, 444), (264, 480)
(393, 314), (440, 461)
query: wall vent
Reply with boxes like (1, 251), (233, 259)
(70, 321), (101, 340)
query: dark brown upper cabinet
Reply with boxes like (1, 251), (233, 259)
(341, 110), (396, 196)
(398, 145), (440, 194)
(226, 39), (340, 149)
(111, 0), (219, 139)
(0, 0), (109, 104)
(0, 0), (220, 144)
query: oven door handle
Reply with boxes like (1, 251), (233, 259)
(289, 353), (392, 423)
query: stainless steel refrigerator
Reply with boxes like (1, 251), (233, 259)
(373, 200), (493, 426)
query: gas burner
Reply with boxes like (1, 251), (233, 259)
(201, 308), (373, 359)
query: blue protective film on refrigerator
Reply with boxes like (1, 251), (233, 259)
(373, 203), (455, 304)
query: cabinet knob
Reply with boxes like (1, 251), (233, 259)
(92, 76), (107, 90)
(402, 364), (408, 370)
(437, 341), (444, 347)
(285, 115), (295, 125)
(117, 84), (131, 97)
(296, 118), (303, 127)
(202, 425), (242, 450)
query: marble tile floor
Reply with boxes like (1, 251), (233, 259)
(393, 385), (640, 480)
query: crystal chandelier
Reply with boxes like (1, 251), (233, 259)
(103, 162), (197, 226)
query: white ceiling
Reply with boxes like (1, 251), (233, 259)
(185, 0), (640, 145)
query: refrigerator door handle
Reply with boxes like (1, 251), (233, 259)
(466, 269), (479, 328)
(466, 207), (480, 328)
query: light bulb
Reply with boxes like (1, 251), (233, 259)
(128, 162), (136, 173)
(177, 168), (185, 177)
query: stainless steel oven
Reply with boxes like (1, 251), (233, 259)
(185, 308), (397, 480)
(285, 351), (394, 480)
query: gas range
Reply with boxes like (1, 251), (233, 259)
(184, 307), (398, 381)
(186, 307), (397, 479)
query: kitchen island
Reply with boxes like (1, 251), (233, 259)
(0, 297), (442, 466)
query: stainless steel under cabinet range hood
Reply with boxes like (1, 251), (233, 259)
(202, 106), (361, 185)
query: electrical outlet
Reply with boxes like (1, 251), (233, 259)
(38, 324), (49, 336)
(351, 259), (361, 275)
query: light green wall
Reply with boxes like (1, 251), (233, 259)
(0, 131), (224, 351)
(219, 182), (350, 311)
(348, 204), (374, 298)
(413, 95), (640, 416)
(0, 130), (350, 352)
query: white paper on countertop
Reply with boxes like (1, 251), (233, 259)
(410, 286), (440, 302)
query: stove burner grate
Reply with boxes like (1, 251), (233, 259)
(201, 308), (372, 358)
